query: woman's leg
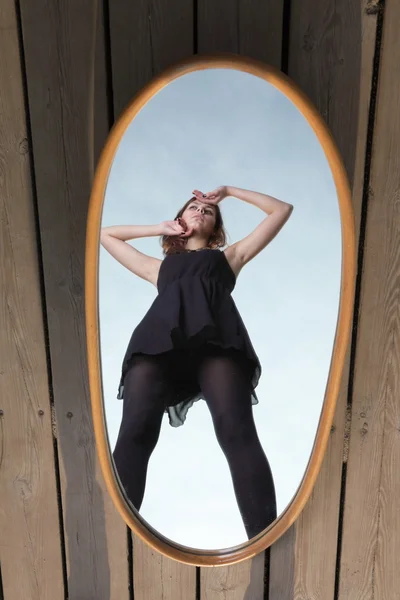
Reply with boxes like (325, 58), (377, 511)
(113, 355), (169, 511)
(197, 348), (277, 540)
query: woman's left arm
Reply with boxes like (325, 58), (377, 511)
(223, 185), (293, 267)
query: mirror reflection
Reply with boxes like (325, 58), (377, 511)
(98, 67), (342, 550)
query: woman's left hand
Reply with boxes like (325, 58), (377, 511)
(192, 186), (228, 205)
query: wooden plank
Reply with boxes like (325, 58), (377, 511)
(268, 527), (296, 599)
(338, 1), (400, 597)
(269, 1), (378, 598)
(109, 0), (194, 118)
(198, 0), (284, 69)
(132, 538), (197, 598)
(201, 552), (265, 600)
(0, 1), (64, 599)
(108, 0), (196, 596)
(197, 1), (284, 598)
(17, 1), (130, 598)
(134, 542), (196, 600)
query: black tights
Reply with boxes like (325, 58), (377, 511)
(112, 348), (277, 540)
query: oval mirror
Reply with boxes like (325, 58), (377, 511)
(86, 54), (355, 566)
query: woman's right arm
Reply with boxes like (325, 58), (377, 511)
(100, 224), (163, 287)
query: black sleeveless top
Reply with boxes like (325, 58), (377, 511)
(117, 248), (261, 427)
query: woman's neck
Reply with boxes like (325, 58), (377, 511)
(184, 237), (209, 251)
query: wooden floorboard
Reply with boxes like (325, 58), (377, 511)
(17, 0), (130, 598)
(196, 1), (284, 598)
(108, 0), (196, 597)
(0, 1), (64, 598)
(197, 0), (284, 70)
(133, 543), (197, 600)
(269, 1), (376, 598)
(339, 1), (400, 597)
(109, 0), (194, 119)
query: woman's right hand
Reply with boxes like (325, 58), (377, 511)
(159, 218), (193, 237)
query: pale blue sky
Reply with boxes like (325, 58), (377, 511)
(98, 68), (342, 550)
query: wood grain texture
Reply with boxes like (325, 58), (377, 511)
(268, 1), (375, 598)
(196, 2), (284, 598)
(108, 0), (196, 595)
(17, 1), (130, 598)
(198, 0), (284, 69)
(339, 1), (400, 597)
(201, 551), (265, 600)
(0, 1), (64, 598)
(133, 540), (196, 599)
(109, 0), (194, 119)
(287, 0), (362, 185)
(268, 526), (296, 599)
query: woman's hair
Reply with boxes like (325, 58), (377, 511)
(160, 196), (227, 255)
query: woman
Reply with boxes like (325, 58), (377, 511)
(101, 185), (293, 540)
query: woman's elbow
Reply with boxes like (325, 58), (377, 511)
(278, 203), (293, 217)
(100, 229), (110, 246)
(281, 203), (293, 225)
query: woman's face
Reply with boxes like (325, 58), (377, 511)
(181, 200), (217, 236)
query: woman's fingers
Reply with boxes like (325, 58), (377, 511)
(172, 217), (192, 237)
(175, 218), (185, 230)
(180, 227), (193, 238)
(192, 189), (209, 200)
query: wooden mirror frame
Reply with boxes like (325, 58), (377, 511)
(85, 53), (356, 567)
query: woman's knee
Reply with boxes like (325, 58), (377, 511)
(118, 357), (167, 448)
(212, 412), (257, 450)
(114, 406), (163, 458)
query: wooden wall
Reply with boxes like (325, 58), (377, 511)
(1, 0), (398, 598)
